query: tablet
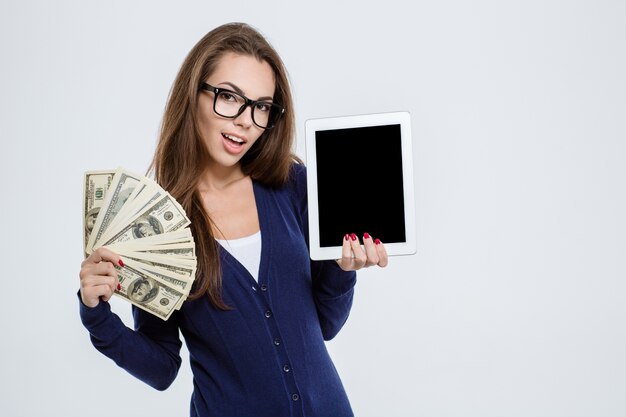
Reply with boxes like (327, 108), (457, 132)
(305, 111), (416, 261)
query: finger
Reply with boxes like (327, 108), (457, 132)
(81, 273), (117, 287)
(79, 259), (119, 284)
(81, 273), (119, 297)
(374, 238), (389, 267)
(337, 234), (354, 271)
(82, 246), (124, 268)
(80, 275), (118, 307)
(90, 283), (116, 303)
(100, 285), (116, 303)
(348, 233), (366, 269)
(80, 258), (121, 292)
(362, 232), (380, 267)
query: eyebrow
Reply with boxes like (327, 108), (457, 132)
(218, 82), (274, 102)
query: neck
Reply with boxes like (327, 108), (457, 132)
(197, 164), (247, 192)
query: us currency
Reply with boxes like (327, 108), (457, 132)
(142, 243), (195, 257)
(121, 256), (194, 313)
(123, 252), (196, 287)
(115, 262), (186, 320)
(104, 178), (163, 239)
(83, 170), (116, 254)
(122, 250), (197, 276)
(123, 250), (197, 312)
(121, 257), (194, 294)
(105, 228), (195, 250)
(102, 193), (191, 247)
(117, 243), (196, 259)
(86, 167), (143, 253)
(84, 167), (197, 319)
(129, 255), (197, 284)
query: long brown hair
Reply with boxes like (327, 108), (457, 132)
(149, 22), (301, 309)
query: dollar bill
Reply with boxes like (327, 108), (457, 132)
(104, 178), (163, 238)
(105, 229), (195, 250)
(86, 167), (143, 253)
(102, 193), (191, 247)
(108, 243), (195, 259)
(83, 167), (197, 320)
(115, 262), (186, 320)
(139, 244), (196, 258)
(123, 255), (192, 282)
(129, 255), (196, 280)
(122, 249), (197, 266)
(83, 170), (116, 254)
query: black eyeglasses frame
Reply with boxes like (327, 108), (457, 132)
(200, 82), (285, 130)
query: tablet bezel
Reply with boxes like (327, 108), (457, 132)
(304, 111), (416, 261)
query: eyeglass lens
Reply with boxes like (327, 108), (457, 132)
(214, 90), (278, 128)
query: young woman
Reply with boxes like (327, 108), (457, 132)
(78, 22), (388, 417)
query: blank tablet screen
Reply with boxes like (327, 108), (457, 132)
(314, 124), (406, 247)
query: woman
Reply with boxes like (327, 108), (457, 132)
(78, 22), (388, 417)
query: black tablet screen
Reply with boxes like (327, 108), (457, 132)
(314, 124), (406, 247)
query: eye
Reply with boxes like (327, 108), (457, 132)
(255, 102), (272, 113)
(218, 91), (238, 102)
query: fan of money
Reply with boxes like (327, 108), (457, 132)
(83, 167), (197, 320)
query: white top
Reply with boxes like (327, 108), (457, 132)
(216, 231), (262, 282)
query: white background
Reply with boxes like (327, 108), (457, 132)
(1, 1), (625, 416)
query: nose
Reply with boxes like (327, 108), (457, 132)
(234, 104), (254, 128)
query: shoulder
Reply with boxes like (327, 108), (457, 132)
(254, 160), (307, 204)
(286, 160), (307, 199)
(280, 161), (308, 226)
(288, 160), (307, 185)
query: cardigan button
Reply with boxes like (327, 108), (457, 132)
(264, 310), (272, 318)
(283, 364), (291, 372)
(260, 284), (267, 291)
(292, 393), (299, 401)
(273, 338), (281, 346)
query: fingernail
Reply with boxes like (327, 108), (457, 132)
(350, 233), (357, 241)
(344, 234), (350, 241)
(117, 283), (121, 291)
(363, 232), (370, 239)
(375, 238), (381, 245)
(118, 259), (125, 267)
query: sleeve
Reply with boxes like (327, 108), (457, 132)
(78, 291), (183, 391)
(289, 163), (358, 341)
(310, 260), (357, 340)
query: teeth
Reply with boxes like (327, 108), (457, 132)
(223, 134), (244, 143)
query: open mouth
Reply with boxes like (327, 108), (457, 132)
(222, 133), (245, 145)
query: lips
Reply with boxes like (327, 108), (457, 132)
(221, 132), (247, 154)
(222, 133), (245, 144)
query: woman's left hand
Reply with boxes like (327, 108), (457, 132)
(336, 232), (388, 271)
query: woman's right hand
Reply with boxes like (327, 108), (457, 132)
(79, 247), (124, 308)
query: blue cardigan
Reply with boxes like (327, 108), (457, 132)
(79, 163), (357, 417)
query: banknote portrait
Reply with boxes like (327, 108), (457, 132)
(128, 276), (159, 304)
(132, 215), (164, 238)
(84, 207), (100, 236)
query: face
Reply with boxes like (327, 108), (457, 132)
(137, 222), (155, 237)
(132, 281), (150, 301)
(198, 52), (276, 169)
(85, 212), (98, 232)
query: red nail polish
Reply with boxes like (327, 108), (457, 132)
(118, 259), (125, 267)
(375, 238), (381, 245)
(344, 234), (350, 241)
(117, 283), (121, 291)
(350, 233), (357, 241)
(363, 232), (370, 239)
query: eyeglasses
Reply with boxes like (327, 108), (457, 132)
(200, 82), (285, 130)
